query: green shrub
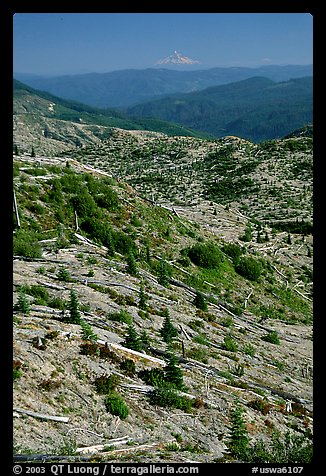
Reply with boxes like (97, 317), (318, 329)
(15, 292), (30, 314)
(65, 290), (81, 324)
(94, 374), (120, 394)
(130, 214), (142, 227)
(248, 398), (271, 415)
(13, 229), (42, 258)
(70, 189), (97, 219)
(160, 312), (178, 344)
(80, 341), (100, 357)
(244, 430), (313, 463)
(239, 223), (253, 242)
(138, 285), (148, 310)
(17, 284), (49, 305)
(104, 392), (129, 419)
(222, 334), (238, 352)
(164, 350), (186, 391)
(138, 368), (165, 387)
(187, 242), (224, 269)
(123, 324), (143, 352)
(220, 316), (234, 327)
(107, 309), (133, 325)
(113, 231), (136, 256)
(235, 256), (262, 281)
(188, 319), (203, 331)
(261, 330), (280, 345)
(149, 387), (192, 411)
(231, 363), (245, 377)
(80, 319), (98, 342)
(222, 243), (243, 264)
(81, 217), (113, 246)
(157, 259), (172, 287)
(193, 290), (208, 311)
(13, 360), (23, 380)
(92, 183), (119, 211)
(57, 266), (71, 282)
(126, 251), (138, 276)
(186, 346), (209, 364)
(48, 296), (67, 310)
(271, 359), (285, 371)
(58, 170), (83, 194)
(36, 266), (46, 275)
(228, 405), (250, 460)
(119, 359), (136, 376)
(242, 344), (256, 357)
(28, 202), (45, 215)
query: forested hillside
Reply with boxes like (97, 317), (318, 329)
(127, 77), (312, 142)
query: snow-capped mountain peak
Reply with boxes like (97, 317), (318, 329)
(155, 50), (200, 65)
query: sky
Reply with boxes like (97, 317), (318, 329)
(13, 13), (313, 76)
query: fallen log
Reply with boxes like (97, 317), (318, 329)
(71, 275), (139, 293)
(13, 407), (69, 423)
(13, 256), (70, 264)
(13, 190), (21, 228)
(76, 436), (132, 454)
(291, 287), (312, 302)
(179, 324), (192, 341)
(97, 441), (173, 458)
(98, 341), (166, 368)
(36, 280), (66, 291)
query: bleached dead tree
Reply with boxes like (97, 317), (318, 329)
(13, 190), (20, 228)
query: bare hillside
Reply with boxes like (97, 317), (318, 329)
(13, 150), (313, 463)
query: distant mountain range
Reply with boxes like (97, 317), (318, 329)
(14, 64), (312, 108)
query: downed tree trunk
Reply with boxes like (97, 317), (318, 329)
(291, 287), (312, 302)
(179, 324), (192, 341)
(13, 256), (70, 264)
(74, 232), (107, 252)
(36, 280), (66, 291)
(98, 341), (166, 368)
(169, 277), (196, 296)
(71, 275), (139, 293)
(97, 441), (174, 458)
(13, 190), (21, 228)
(13, 407), (69, 423)
(76, 436), (132, 454)
(119, 383), (153, 393)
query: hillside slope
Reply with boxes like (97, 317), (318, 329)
(63, 127), (313, 227)
(127, 77), (312, 142)
(13, 80), (207, 156)
(13, 134), (313, 463)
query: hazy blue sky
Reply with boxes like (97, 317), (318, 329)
(13, 13), (313, 75)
